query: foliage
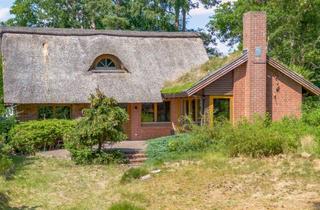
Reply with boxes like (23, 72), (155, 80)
(223, 119), (298, 157)
(66, 148), (127, 165)
(8, 0), (172, 30)
(161, 51), (242, 94)
(120, 167), (149, 184)
(64, 89), (128, 164)
(0, 137), (13, 178)
(0, 155), (13, 178)
(208, 0), (320, 84)
(0, 115), (17, 141)
(7, 0), (220, 55)
(8, 119), (75, 155)
(302, 96), (320, 127)
(147, 113), (320, 161)
(108, 201), (145, 210)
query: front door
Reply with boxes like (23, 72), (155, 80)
(210, 96), (233, 123)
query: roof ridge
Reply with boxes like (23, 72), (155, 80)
(0, 27), (200, 38)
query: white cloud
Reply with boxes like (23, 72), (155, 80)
(0, 8), (11, 22)
(189, 5), (212, 16)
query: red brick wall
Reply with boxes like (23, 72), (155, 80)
(267, 65), (302, 120)
(233, 63), (247, 122)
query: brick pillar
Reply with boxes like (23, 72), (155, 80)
(129, 103), (142, 140)
(243, 11), (267, 118)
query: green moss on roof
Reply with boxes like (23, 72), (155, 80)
(161, 51), (242, 94)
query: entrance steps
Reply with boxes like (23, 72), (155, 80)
(122, 150), (147, 165)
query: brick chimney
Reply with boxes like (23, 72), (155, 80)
(243, 11), (267, 118)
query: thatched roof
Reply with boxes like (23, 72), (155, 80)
(0, 27), (208, 104)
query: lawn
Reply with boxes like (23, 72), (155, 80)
(1, 153), (320, 210)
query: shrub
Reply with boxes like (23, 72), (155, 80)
(302, 96), (320, 127)
(66, 147), (127, 165)
(0, 155), (13, 177)
(108, 201), (145, 210)
(0, 115), (17, 141)
(64, 89), (128, 164)
(223, 120), (290, 157)
(8, 119), (75, 154)
(120, 167), (149, 183)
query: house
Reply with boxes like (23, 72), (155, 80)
(1, 11), (319, 140)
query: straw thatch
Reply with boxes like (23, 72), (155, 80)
(0, 27), (208, 104)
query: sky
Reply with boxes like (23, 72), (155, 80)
(0, 0), (233, 54)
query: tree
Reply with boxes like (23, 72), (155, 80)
(7, 0), (177, 31)
(208, 0), (320, 84)
(64, 89), (128, 164)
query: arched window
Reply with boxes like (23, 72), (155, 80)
(96, 58), (116, 70)
(90, 54), (125, 73)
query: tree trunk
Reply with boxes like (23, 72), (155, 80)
(175, 8), (180, 31)
(182, 8), (186, 32)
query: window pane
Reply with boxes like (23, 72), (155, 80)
(38, 106), (54, 119)
(97, 59), (106, 67)
(55, 106), (71, 119)
(95, 58), (116, 70)
(191, 100), (196, 121)
(196, 99), (201, 121)
(157, 102), (170, 122)
(183, 100), (189, 116)
(141, 103), (154, 122)
(107, 59), (116, 67)
(213, 99), (230, 121)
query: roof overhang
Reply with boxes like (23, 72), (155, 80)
(267, 57), (320, 95)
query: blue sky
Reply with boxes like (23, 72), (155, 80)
(0, 0), (231, 53)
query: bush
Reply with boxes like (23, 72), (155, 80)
(108, 201), (145, 210)
(120, 167), (149, 183)
(64, 89), (128, 164)
(223, 120), (294, 157)
(0, 115), (17, 141)
(0, 155), (13, 177)
(66, 147), (127, 165)
(8, 119), (75, 154)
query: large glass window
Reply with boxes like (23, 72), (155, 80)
(183, 98), (201, 122)
(55, 106), (71, 119)
(141, 102), (171, 123)
(38, 106), (54, 119)
(157, 102), (170, 122)
(213, 98), (230, 121)
(38, 106), (71, 120)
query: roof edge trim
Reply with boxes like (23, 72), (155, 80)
(267, 57), (320, 95)
(0, 27), (201, 38)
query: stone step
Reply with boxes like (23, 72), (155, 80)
(128, 157), (148, 164)
(125, 153), (147, 159)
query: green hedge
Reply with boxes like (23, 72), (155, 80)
(8, 119), (75, 155)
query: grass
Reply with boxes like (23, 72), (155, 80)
(161, 51), (242, 94)
(1, 153), (320, 209)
